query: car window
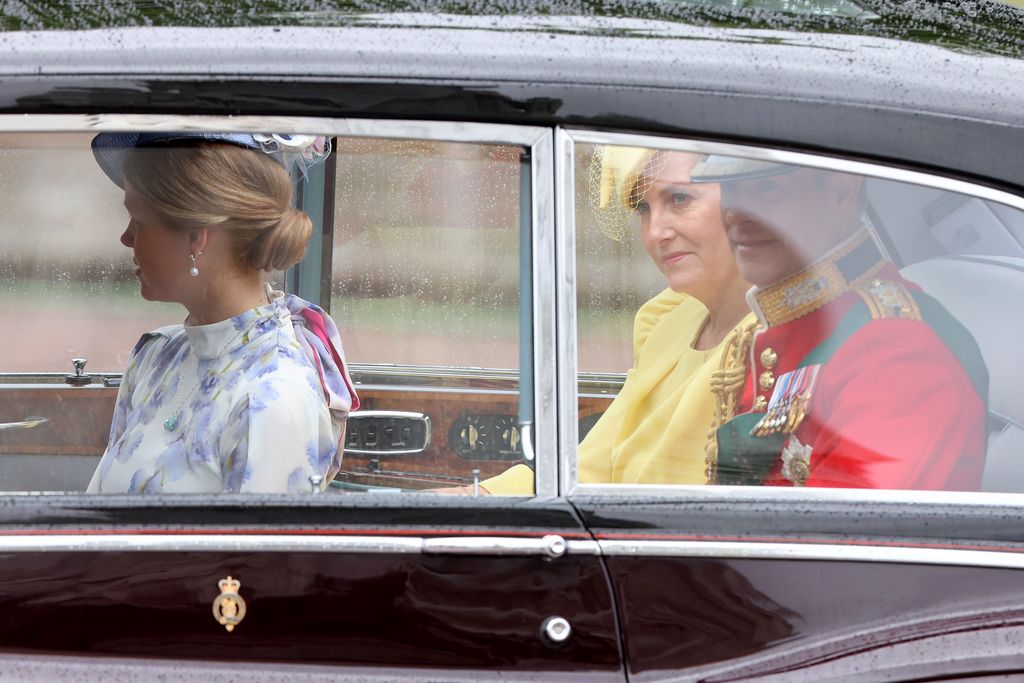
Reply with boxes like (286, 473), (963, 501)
(0, 123), (543, 497)
(329, 136), (536, 495)
(568, 133), (1024, 494)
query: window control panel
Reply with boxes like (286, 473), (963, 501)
(344, 411), (431, 455)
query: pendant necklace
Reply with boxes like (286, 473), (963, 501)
(165, 335), (241, 432)
(163, 353), (200, 431)
(164, 334), (238, 432)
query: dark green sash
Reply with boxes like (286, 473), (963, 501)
(714, 291), (988, 485)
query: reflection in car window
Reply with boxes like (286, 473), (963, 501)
(573, 139), (1023, 493)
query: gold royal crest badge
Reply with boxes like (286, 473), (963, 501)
(212, 575), (247, 632)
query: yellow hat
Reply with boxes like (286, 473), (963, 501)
(589, 145), (665, 241)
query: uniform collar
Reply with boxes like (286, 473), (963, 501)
(747, 228), (886, 328)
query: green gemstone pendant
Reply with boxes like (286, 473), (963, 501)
(164, 415), (178, 431)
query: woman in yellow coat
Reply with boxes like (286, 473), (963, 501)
(465, 147), (755, 494)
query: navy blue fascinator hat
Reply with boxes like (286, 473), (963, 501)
(92, 132), (329, 188)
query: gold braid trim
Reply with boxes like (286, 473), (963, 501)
(704, 320), (759, 484)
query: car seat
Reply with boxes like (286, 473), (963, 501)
(901, 256), (1024, 493)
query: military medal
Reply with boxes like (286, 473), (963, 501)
(780, 436), (813, 486)
(751, 364), (820, 437)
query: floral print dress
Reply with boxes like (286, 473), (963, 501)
(88, 294), (353, 494)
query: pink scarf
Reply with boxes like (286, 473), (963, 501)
(284, 294), (360, 417)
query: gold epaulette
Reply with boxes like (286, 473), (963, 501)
(852, 278), (922, 321)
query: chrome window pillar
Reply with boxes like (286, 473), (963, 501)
(528, 129), (558, 498)
(554, 128), (580, 497)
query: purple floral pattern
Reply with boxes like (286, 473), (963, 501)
(88, 295), (343, 494)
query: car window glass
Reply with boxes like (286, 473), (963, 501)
(330, 138), (520, 369)
(0, 129), (534, 497)
(572, 138), (1024, 494)
(0, 133), (180, 374)
(329, 137), (533, 495)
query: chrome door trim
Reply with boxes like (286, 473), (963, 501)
(0, 534), (424, 553)
(0, 367), (624, 392)
(1, 533), (1021, 569)
(562, 129), (1024, 214)
(0, 534), (598, 557)
(425, 535), (594, 558)
(598, 539), (1024, 571)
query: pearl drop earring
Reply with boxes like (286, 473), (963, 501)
(189, 253), (200, 277)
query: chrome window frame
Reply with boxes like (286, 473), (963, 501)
(0, 114), (558, 500)
(558, 127), (1024, 505)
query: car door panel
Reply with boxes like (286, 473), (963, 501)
(575, 499), (1024, 681)
(0, 501), (624, 678)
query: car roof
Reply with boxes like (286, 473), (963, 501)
(2, 3), (1024, 194)
(3, 0), (1023, 55)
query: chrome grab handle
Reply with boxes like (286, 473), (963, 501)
(0, 416), (49, 432)
(423, 534), (569, 559)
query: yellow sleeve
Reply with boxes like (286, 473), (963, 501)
(480, 463), (535, 495)
(632, 288), (689, 365)
(577, 396), (622, 483)
(486, 289), (695, 492)
(580, 288), (691, 483)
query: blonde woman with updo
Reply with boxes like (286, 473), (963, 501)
(87, 133), (358, 494)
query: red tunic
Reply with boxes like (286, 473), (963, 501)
(738, 270), (986, 491)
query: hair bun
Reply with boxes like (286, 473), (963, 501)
(250, 207), (312, 272)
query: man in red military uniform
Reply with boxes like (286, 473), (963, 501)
(691, 156), (987, 490)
